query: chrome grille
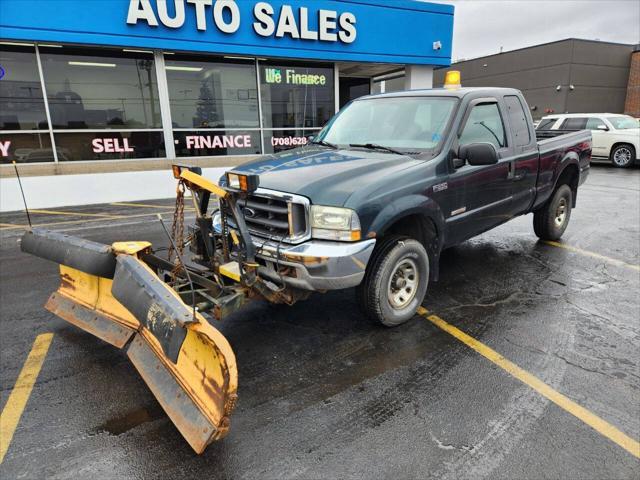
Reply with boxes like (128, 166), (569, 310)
(226, 189), (309, 243)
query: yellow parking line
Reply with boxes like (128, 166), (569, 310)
(0, 333), (54, 464)
(0, 223), (22, 228)
(111, 202), (195, 211)
(0, 210), (180, 231)
(544, 240), (640, 272)
(417, 307), (640, 459)
(28, 209), (124, 218)
(111, 202), (171, 209)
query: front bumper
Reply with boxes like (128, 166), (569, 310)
(251, 235), (376, 291)
(212, 213), (375, 290)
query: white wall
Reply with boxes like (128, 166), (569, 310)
(404, 65), (434, 90)
(0, 167), (228, 212)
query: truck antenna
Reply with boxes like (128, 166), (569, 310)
(12, 161), (32, 228)
(156, 213), (197, 323)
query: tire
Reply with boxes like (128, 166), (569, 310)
(356, 235), (429, 327)
(533, 184), (573, 241)
(610, 144), (635, 168)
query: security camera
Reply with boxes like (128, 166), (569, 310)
(433, 41), (442, 51)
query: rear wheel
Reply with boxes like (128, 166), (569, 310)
(533, 184), (573, 240)
(357, 236), (429, 327)
(610, 144), (635, 168)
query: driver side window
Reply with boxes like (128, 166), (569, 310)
(459, 103), (506, 150)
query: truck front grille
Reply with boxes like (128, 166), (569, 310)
(225, 190), (309, 243)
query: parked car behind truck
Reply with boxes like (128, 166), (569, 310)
(537, 113), (639, 168)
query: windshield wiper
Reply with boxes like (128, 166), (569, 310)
(349, 143), (406, 155)
(311, 139), (338, 149)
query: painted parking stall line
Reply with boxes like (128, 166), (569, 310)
(417, 307), (640, 459)
(544, 240), (640, 272)
(27, 209), (124, 219)
(0, 210), (183, 231)
(0, 333), (54, 464)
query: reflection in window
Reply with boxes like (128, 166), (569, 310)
(39, 47), (161, 129)
(0, 45), (48, 130)
(459, 103), (506, 149)
(53, 131), (165, 161)
(260, 62), (334, 129)
(165, 55), (259, 129)
(0, 132), (54, 163)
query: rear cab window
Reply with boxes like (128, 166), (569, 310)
(504, 95), (531, 146)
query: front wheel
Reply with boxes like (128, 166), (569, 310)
(357, 236), (429, 327)
(533, 184), (573, 240)
(610, 144), (635, 168)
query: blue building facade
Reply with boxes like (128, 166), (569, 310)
(0, 0), (454, 165)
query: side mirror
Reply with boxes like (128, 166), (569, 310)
(457, 143), (498, 166)
(596, 125), (609, 131)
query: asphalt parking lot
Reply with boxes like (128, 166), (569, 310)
(0, 165), (638, 479)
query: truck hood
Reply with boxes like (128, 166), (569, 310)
(230, 146), (425, 206)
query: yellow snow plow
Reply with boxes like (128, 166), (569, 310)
(20, 165), (293, 454)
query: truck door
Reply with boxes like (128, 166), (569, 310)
(445, 99), (513, 245)
(503, 95), (538, 215)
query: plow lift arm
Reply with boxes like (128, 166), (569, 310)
(20, 165), (265, 453)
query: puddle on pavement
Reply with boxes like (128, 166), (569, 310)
(96, 404), (164, 436)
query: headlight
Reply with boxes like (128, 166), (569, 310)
(311, 205), (361, 242)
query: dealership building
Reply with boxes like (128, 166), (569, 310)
(433, 38), (640, 120)
(0, 0), (454, 210)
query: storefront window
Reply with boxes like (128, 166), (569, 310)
(260, 62), (334, 129)
(0, 132), (54, 163)
(166, 55), (259, 129)
(53, 131), (165, 161)
(174, 130), (261, 157)
(0, 45), (48, 130)
(263, 129), (320, 154)
(39, 46), (161, 129)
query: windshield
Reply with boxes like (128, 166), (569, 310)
(316, 96), (458, 154)
(607, 116), (639, 130)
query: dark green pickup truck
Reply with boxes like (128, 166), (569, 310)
(223, 87), (592, 326)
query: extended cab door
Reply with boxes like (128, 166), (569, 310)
(445, 98), (513, 246)
(503, 94), (538, 215)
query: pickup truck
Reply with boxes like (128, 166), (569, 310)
(222, 87), (592, 326)
(19, 86), (592, 453)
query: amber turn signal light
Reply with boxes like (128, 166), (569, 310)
(226, 171), (260, 193)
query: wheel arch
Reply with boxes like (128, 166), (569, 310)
(366, 195), (445, 281)
(553, 158), (580, 208)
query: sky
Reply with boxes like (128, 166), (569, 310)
(433, 0), (640, 61)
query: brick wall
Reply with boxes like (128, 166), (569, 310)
(624, 50), (640, 117)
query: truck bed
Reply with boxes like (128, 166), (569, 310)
(536, 129), (591, 153)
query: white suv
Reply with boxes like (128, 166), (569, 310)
(537, 113), (639, 168)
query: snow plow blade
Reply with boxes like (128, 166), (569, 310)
(21, 229), (238, 453)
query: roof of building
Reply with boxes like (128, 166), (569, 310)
(442, 38), (637, 67)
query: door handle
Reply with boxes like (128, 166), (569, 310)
(508, 161), (526, 180)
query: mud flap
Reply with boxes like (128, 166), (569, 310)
(21, 230), (238, 453)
